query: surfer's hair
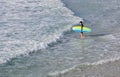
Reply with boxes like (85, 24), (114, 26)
(80, 21), (83, 23)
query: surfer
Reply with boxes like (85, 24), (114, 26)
(80, 21), (84, 38)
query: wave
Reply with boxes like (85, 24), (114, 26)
(0, 0), (82, 64)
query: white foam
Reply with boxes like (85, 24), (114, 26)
(85, 57), (120, 66)
(48, 65), (76, 76)
(100, 34), (117, 40)
(0, 0), (82, 64)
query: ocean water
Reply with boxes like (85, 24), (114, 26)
(0, 0), (120, 77)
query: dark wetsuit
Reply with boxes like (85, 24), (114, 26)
(81, 22), (84, 33)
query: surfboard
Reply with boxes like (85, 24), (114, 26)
(72, 26), (91, 33)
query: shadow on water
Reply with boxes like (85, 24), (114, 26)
(88, 33), (110, 37)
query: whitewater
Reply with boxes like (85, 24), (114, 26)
(0, 0), (81, 64)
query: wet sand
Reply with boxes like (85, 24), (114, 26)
(57, 59), (120, 77)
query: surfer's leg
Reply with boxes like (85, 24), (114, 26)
(80, 32), (84, 39)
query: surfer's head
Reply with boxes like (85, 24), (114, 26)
(80, 21), (83, 23)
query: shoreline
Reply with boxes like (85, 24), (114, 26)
(48, 58), (120, 77)
(64, 58), (120, 77)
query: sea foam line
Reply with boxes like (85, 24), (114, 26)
(48, 57), (120, 77)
